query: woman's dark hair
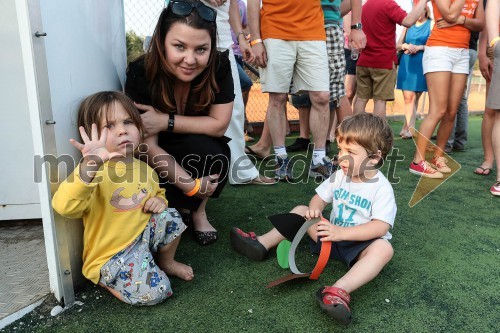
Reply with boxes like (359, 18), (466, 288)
(145, 0), (218, 114)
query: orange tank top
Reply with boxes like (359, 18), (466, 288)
(427, 0), (480, 48)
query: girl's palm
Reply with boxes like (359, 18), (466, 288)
(70, 124), (120, 163)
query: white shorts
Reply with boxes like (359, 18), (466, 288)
(422, 46), (470, 75)
(260, 39), (329, 94)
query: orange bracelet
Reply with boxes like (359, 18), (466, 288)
(184, 178), (201, 197)
(250, 38), (263, 46)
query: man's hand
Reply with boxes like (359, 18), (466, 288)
(207, 0), (227, 7)
(143, 197), (167, 213)
(239, 40), (256, 63)
(478, 54), (493, 81)
(252, 43), (267, 68)
(349, 29), (367, 50)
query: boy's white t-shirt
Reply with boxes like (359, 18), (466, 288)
(315, 170), (397, 240)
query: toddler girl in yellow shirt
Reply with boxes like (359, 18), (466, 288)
(53, 91), (193, 305)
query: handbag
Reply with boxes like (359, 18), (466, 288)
(397, 50), (404, 64)
(397, 31), (407, 64)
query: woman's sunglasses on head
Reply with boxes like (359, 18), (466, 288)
(168, 1), (217, 22)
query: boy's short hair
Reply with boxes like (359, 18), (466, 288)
(336, 113), (393, 165)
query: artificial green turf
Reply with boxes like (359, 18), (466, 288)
(4, 116), (499, 333)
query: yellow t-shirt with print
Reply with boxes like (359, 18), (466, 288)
(52, 158), (166, 284)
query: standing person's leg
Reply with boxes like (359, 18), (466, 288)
(337, 95), (352, 124)
(413, 72), (451, 163)
(266, 93), (288, 149)
(225, 49), (275, 184)
(372, 66), (397, 118)
(486, 42), (500, 194)
(308, 91), (330, 150)
(434, 73), (468, 158)
(236, 57), (254, 133)
(402, 90), (417, 138)
(245, 117), (273, 158)
(327, 26), (351, 128)
(353, 66), (372, 114)
(477, 105), (496, 173)
(373, 100), (387, 117)
(344, 48), (358, 105)
(410, 92), (422, 136)
(287, 94), (311, 152)
(491, 111), (500, 193)
(294, 40), (331, 177)
(448, 49), (477, 151)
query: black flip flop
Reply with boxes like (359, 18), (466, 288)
(474, 167), (492, 176)
(244, 146), (269, 160)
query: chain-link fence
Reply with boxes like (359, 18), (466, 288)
(124, 0), (486, 134)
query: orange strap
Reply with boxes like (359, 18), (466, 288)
(309, 240), (332, 280)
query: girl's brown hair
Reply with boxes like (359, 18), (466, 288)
(336, 113), (393, 167)
(77, 91), (143, 140)
(145, 0), (218, 114)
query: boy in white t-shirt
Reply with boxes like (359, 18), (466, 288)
(230, 113), (397, 325)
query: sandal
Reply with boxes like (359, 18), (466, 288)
(193, 230), (218, 246)
(316, 286), (352, 325)
(474, 166), (492, 176)
(230, 227), (268, 261)
(244, 146), (270, 160)
(232, 174), (277, 186)
(181, 211), (218, 246)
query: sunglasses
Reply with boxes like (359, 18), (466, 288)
(168, 1), (217, 23)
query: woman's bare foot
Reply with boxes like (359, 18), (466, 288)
(192, 209), (216, 232)
(247, 144), (271, 159)
(161, 260), (194, 281)
(474, 161), (494, 175)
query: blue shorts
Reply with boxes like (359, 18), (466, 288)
(235, 55), (253, 91)
(309, 238), (376, 267)
(99, 208), (186, 306)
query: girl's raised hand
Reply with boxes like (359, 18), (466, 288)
(70, 124), (121, 164)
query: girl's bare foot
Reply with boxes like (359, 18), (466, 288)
(162, 260), (194, 281)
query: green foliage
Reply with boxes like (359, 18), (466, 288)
(126, 30), (145, 63)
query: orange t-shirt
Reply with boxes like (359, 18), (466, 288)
(260, 0), (326, 41)
(427, 0), (481, 48)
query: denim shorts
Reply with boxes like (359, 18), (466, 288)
(234, 55), (253, 91)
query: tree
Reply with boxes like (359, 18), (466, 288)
(126, 31), (145, 63)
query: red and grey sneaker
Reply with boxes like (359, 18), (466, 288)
(431, 156), (451, 173)
(490, 181), (500, 196)
(409, 160), (443, 179)
(316, 286), (352, 325)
